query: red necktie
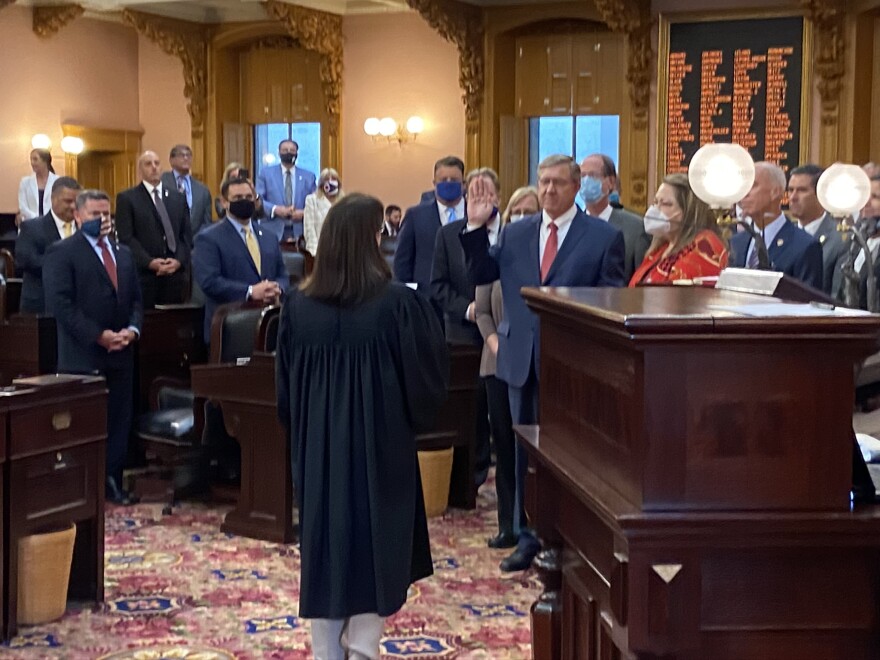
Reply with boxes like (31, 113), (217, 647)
(541, 222), (558, 283)
(100, 238), (118, 290)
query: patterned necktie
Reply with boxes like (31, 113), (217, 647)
(99, 238), (118, 290)
(152, 188), (177, 253)
(447, 207), (456, 223)
(747, 240), (760, 268)
(243, 226), (261, 274)
(284, 170), (293, 206)
(541, 222), (558, 283)
(62, 221), (73, 238)
(177, 175), (192, 210)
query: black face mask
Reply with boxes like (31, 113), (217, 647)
(279, 153), (296, 166)
(228, 199), (256, 220)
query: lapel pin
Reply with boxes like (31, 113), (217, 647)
(819, 234), (826, 244)
(776, 238), (784, 247)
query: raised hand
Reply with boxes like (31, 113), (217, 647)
(466, 176), (495, 227)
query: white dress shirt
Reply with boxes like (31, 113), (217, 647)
(143, 180), (164, 201)
(486, 214), (501, 247)
(539, 204), (577, 264)
(799, 214), (825, 236)
(594, 203), (613, 222)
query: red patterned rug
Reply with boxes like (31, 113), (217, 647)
(5, 476), (538, 659)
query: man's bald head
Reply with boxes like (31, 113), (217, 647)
(138, 150), (162, 185)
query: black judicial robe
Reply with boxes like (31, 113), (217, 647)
(276, 282), (449, 619)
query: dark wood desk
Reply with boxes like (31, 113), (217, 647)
(0, 315), (56, 385)
(190, 343), (481, 543)
(3, 374), (106, 640)
(519, 286), (880, 660)
(191, 353), (295, 544)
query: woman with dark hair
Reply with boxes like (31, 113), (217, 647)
(276, 193), (448, 660)
(629, 172), (728, 286)
(18, 148), (58, 221)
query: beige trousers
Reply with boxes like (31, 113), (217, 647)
(310, 613), (384, 660)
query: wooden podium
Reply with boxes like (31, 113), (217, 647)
(518, 286), (880, 660)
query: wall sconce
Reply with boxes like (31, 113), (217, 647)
(31, 134), (51, 149)
(60, 136), (84, 154)
(363, 116), (424, 145)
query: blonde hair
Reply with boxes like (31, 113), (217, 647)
(221, 162), (245, 184)
(502, 186), (540, 224)
(465, 167), (500, 192)
(316, 167), (344, 202)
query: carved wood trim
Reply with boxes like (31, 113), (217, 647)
(405, 0), (484, 135)
(802, 0), (846, 127)
(262, 0), (343, 137)
(121, 9), (211, 130)
(594, 0), (652, 128)
(32, 4), (84, 38)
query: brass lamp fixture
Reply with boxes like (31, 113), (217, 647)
(817, 164), (874, 311)
(363, 116), (424, 146)
(687, 143), (768, 268)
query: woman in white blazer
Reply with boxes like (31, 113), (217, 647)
(303, 168), (343, 255)
(18, 149), (58, 221)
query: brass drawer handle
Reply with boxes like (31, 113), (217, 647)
(52, 411), (71, 431)
(54, 452), (67, 470)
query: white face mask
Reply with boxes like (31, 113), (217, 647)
(643, 205), (676, 237)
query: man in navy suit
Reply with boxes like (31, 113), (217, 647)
(44, 189), (143, 505)
(193, 177), (289, 345)
(116, 151), (192, 308)
(255, 139), (317, 242)
(16, 176), (81, 313)
(394, 155), (466, 298)
(460, 154), (626, 572)
(729, 161), (823, 290)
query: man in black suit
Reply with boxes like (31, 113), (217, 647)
(394, 156), (466, 297)
(16, 176), (81, 313)
(116, 150), (192, 308)
(431, 167), (493, 491)
(44, 189), (143, 505)
(161, 143), (213, 237)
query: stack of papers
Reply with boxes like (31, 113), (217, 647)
(708, 302), (874, 317)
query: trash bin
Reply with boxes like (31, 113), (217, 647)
(417, 448), (454, 517)
(17, 523), (77, 625)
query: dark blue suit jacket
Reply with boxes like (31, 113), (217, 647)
(393, 200), (444, 296)
(15, 212), (62, 313)
(44, 233), (143, 373)
(255, 165), (317, 241)
(192, 218), (289, 343)
(729, 219), (823, 290)
(459, 210), (625, 388)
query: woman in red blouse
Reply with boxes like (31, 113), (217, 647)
(629, 173), (728, 286)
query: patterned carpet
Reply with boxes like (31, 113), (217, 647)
(5, 476), (538, 659)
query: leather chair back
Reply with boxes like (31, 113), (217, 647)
(218, 307), (264, 363)
(282, 251), (305, 285)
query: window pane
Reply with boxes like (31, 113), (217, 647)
(574, 115), (619, 168)
(528, 116), (574, 184)
(290, 122), (321, 178)
(254, 123), (290, 178)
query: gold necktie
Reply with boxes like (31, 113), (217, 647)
(63, 221), (73, 238)
(244, 226), (261, 274)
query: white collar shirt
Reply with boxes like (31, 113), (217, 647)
(540, 204), (577, 264)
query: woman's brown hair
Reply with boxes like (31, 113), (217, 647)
(300, 193), (391, 306)
(647, 172), (721, 257)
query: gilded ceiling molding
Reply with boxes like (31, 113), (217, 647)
(405, 0), (484, 135)
(33, 4), (85, 39)
(262, 0), (343, 136)
(801, 0), (846, 127)
(121, 9), (211, 131)
(594, 0), (652, 130)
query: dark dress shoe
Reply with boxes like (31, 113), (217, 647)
(499, 546), (537, 572)
(105, 476), (139, 506)
(488, 532), (518, 549)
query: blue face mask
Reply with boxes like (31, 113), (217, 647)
(435, 180), (463, 203)
(579, 176), (604, 204)
(80, 217), (103, 238)
(609, 191), (621, 206)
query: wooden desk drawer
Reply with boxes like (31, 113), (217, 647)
(9, 396), (105, 458)
(8, 443), (100, 528)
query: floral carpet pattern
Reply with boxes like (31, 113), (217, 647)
(5, 477), (538, 659)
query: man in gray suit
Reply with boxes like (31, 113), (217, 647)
(161, 144), (213, 236)
(579, 154), (650, 282)
(788, 164), (847, 295)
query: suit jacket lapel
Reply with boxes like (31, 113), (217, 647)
(767, 220), (793, 263)
(138, 183), (162, 224)
(527, 218), (541, 284)
(45, 214), (61, 242)
(79, 233), (115, 292)
(545, 215), (586, 283)
(225, 220), (260, 278)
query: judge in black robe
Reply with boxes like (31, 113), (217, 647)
(275, 193), (448, 660)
